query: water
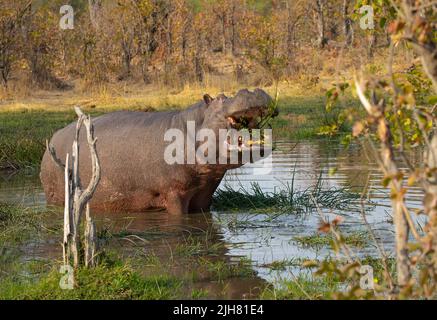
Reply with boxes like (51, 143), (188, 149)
(217, 140), (424, 282)
(0, 140), (425, 286)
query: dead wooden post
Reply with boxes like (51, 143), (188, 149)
(63, 153), (71, 266)
(48, 106), (101, 269)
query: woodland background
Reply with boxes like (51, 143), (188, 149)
(0, 0), (407, 95)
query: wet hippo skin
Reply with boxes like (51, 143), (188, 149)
(40, 89), (274, 214)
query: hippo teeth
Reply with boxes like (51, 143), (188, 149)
(226, 136), (244, 147)
(224, 139), (265, 152)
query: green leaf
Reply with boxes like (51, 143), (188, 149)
(427, 95), (437, 105)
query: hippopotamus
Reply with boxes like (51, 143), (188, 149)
(40, 89), (275, 214)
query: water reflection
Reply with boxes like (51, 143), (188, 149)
(94, 211), (265, 299)
(0, 170), (45, 205)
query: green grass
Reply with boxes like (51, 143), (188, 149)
(0, 201), (394, 300)
(271, 95), (356, 140)
(191, 288), (209, 299)
(0, 203), (57, 245)
(1, 254), (346, 300)
(175, 236), (225, 257)
(200, 257), (256, 281)
(0, 203), (61, 283)
(0, 111), (78, 170)
(0, 259), (183, 300)
(212, 181), (361, 215)
(293, 231), (371, 249)
(261, 273), (340, 300)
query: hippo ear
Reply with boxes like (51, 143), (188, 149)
(203, 94), (213, 105)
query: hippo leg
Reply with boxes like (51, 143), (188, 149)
(188, 194), (212, 213)
(188, 179), (222, 213)
(166, 192), (190, 215)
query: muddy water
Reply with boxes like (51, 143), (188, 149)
(0, 140), (425, 289)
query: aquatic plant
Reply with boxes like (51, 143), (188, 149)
(0, 203), (44, 244)
(212, 180), (363, 215)
(293, 231), (371, 249)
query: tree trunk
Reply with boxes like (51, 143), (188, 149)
(221, 13), (227, 54)
(195, 34), (203, 83)
(343, 0), (353, 47)
(367, 33), (377, 58)
(119, 33), (133, 81)
(314, 0), (327, 48)
(380, 138), (411, 288)
(230, 2), (237, 55)
(286, 0), (294, 59)
(88, 0), (102, 31)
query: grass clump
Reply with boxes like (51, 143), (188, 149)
(261, 273), (340, 300)
(175, 236), (225, 257)
(293, 231), (370, 249)
(200, 257), (256, 281)
(261, 258), (306, 271)
(212, 181), (360, 215)
(191, 288), (209, 299)
(0, 203), (48, 244)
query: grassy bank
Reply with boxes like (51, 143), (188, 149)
(0, 256), (184, 300)
(0, 252), (336, 300)
(0, 111), (78, 171)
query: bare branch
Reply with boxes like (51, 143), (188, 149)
(46, 140), (65, 171)
(56, 106), (101, 269)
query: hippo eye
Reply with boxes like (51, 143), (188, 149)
(227, 117), (237, 125)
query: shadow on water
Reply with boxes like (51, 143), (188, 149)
(0, 140), (426, 293)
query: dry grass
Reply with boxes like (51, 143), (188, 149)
(0, 82), (314, 114)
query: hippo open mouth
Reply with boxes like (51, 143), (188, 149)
(223, 89), (278, 130)
(220, 89), (279, 152)
(226, 107), (268, 130)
